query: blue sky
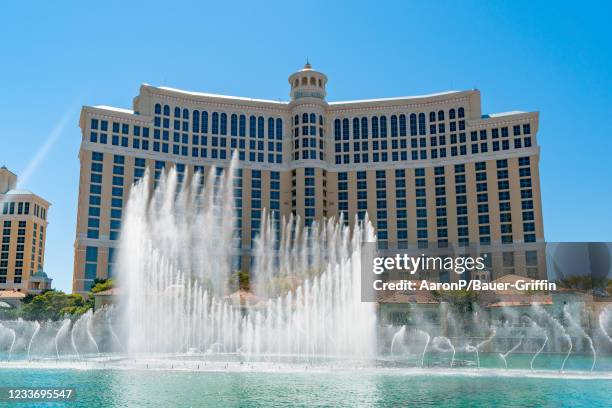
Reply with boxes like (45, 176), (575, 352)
(1, 1), (611, 293)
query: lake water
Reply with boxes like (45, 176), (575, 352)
(1, 354), (610, 407)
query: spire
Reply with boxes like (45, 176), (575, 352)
(304, 58), (312, 70)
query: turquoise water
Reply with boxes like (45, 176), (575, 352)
(1, 367), (610, 407)
(1, 355), (611, 407)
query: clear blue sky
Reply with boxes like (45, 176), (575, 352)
(1, 1), (611, 293)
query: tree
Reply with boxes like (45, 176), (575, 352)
(20, 290), (92, 321)
(91, 278), (114, 294)
(228, 271), (250, 291)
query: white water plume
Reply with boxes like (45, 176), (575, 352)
(563, 304), (596, 371)
(499, 337), (523, 369)
(118, 161), (377, 358)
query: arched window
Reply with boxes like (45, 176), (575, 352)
(257, 116), (264, 138)
(249, 115), (256, 137)
(380, 116), (387, 137)
(399, 114), (406, 136)
(220, 113), (227, 135)
(449, 109), (456, 120)
(319, 115), (323, 125)
(334, 119), (341, 140)
(174, 107), (181, 117)
(390, 115), (398, 137)
(193, 111), (200, 132)
(372, 116), (379, 138)
(409, 114), (417, 136)
(438, 110), (444, 121)
(353, 118), (360, 139)
(429, 112), (436, 122)
(342, 118), (349, 140)
(276, 118), (283, 139)
(310, 77), (316, 85)
(310, 113), (316, 124)
(268, 117), (275, 138)
(294, 79), (299, 88)
(201, 111), (208, 133)
(302, 113), (308, 124)
(361, 117), (369, 138)
(418, 113), (426, 135)
(301, 77), (307, 85)
(183, 109), (189, 119)
(318, 79), (322, 87)
(294, 114), (299, 125)
(212, 112), (219, 134)
(163, 105), (170, 116)
(239, 115), (246, 137)
(231, 114), (238, 136)
(154, 103), (162, 114)
(458, 107), (465, 118)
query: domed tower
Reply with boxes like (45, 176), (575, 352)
(288, 62), (328, 163)
(287, 62), (329, 227)
(288, 61), (328, 102)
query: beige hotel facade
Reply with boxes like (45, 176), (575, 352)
(1, 167), (52, 294)
(72, 63), (545, 294)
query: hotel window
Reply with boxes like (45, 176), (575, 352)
(372, 116), (379, 138)
(276, 118), (283, 140)
(234, 114), (244, 137)
(212, 112), (219, 134)
(220, 113), (227, 135)
(399, 114), (406, 136)
(199, 111), (208, 133)
(417, 113), (426, 136)
(342, 118), (349, 140)
(361, 117), (369, 138)
(249, 116), (256, 137)
(409, 114), (417, 136)
(380, 116), (387, 137)
(523, 124), (531, 134)
(84, 246), (98, 288)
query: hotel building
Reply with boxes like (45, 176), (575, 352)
(0, 166), (52, 293)
(72, 63), (545, 293)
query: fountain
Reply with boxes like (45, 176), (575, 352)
(418, 329), (430, 367)
(499, 337), (523, 370)
(0, 162), (610, 380)
(27, 321), (41, 360)
(54, 318), (71, 359)
(563, 304), (596, 371)
(431, 336), (455, 367)
(389, 326), (406, 360)
(601, 306), (612, 345)
(531, 336), (549, 371)
(117, 163), (377, 359)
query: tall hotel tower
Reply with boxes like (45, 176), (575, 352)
(73, 63), (544, 293)
(1, 166), (52, 293)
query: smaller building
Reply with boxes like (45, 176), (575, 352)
(0, 289), (26, 309)
(93, 287), (119, 310)
(0, 166), (51, 293)
(28, 270), (53, 294)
